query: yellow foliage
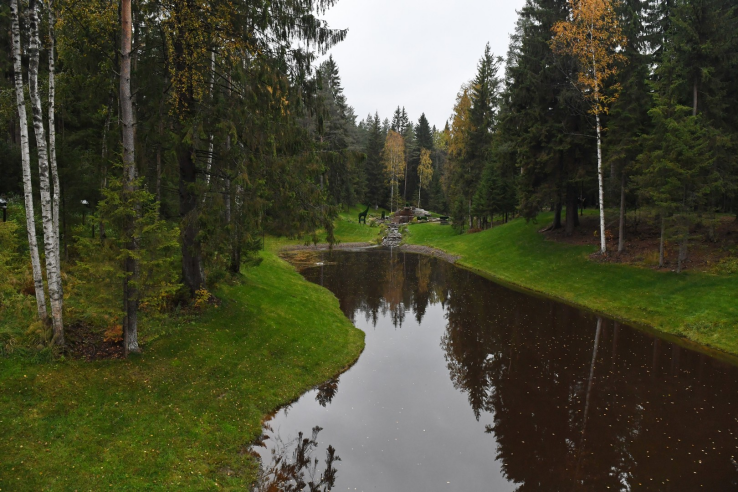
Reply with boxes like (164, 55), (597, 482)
(382, 130), (406, 211)
(550, 0), (627, 116)
(103, 324), (123, 343)
(194, 288), (212, 311)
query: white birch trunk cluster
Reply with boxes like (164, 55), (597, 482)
(11, 0), (65, 344)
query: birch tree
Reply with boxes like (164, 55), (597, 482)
(29, 0), (64, 343)
(121, 0), (140, 354)
(382, 130), (405, 213)
(551, 0), (626, 254)
(417, 148), (433, 209)
(48, 0), (61, 255)
(10, 0), (47, 321)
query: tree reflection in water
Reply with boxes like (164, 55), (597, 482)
(300, 250), (738, 491)
(253, 425), (340, 492)
(315, 377), (339, 407)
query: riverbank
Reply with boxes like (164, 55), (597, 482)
(0, 251), (364, 490)
(405, 214), (738, 358)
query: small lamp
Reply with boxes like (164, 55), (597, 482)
(0, 198), (7, 222)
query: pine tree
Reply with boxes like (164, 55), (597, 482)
(497, 0), (593, 236)
(365, 113), (387, 208)
(605, 0), (653, 252)
(462, 44), (502, 227)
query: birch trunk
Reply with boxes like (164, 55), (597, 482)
(11, 0), (47, 320)
(121, 0), (140, 354)
(596, 111), (606, 254)
(48, 0), (61, 257)
(204, 50), (216, 193)
(29, 0), (64, 342)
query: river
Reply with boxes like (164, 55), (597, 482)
(254, 249), (738, 491)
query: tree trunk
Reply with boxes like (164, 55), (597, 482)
(100, 95), (113, 239)
(468, 199), (472, 229)
(596, 112), (606, 254)
(565, 184), (578, 236)
(552, 194), (562, 230)
(202, 50), (216, 205)
(659, 215), (665, 268)
(29, 0), (64, 343)
(11, 0), (47, 321)
(677, 229), (688, 274)
(618, 172), (626, 253)
(48, 0), (61, 257)
(120, 0), (140, 354)
(229, 183), (241, 274)
(179, 145), (206, 294)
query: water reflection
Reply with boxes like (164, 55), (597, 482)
(274, 250), (738, 490)
(253, 426), (340, 492)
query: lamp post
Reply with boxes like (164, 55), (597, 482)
(0, 198), (7, 222)
(81, 199), (94, 237)
(81, 199), (89, 224)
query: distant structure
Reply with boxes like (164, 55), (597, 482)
(358, 205), (369, 224)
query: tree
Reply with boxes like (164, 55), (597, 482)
(364, 113), (387, 208)
(551, 0), (627, 253)
(445, 84), (473, 224)
(10, 0), (47, 321)
(417, 148), (433, 208)
(498, 0), (591, 235)
(636, 104), (721, 272)
(604, 0), (652, 253)
(382, 130), (405, 212)
(120, 0), (140, 353)
(29, 0), (64, 342)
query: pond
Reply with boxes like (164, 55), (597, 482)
(254, 249), (738, 491)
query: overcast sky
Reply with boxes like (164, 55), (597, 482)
(320, 0), (528, 130)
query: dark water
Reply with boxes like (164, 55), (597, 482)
(256, 249), (738, 491)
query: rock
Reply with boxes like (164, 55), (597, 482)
(382, 224), (403, 247)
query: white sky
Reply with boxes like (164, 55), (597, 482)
(320, 0), (527, 130)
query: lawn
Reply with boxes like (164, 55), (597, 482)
(0, 251), (364, 490)
(406, 213), (738, 358)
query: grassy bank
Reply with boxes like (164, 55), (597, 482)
(0, 251), (364, 490)
(406, 213), (738, 358)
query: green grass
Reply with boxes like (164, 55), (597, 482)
(406, 214), (738, 358)
(0, 251), (364, 490)
(267, 204), (386, 248)
(332, 204), (387, 244)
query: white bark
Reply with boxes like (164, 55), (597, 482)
(596, 112), (606, 254)
(29, 0), (64, 343)
(205, 50), (216, 189)
(48, 0), (61, 257)
(11, 0), (47, 320)
(591, 34), (606, 254)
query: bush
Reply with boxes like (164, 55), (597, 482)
(712, 257), (738, 275)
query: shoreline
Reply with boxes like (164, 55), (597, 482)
(403, 218), (738, 363)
